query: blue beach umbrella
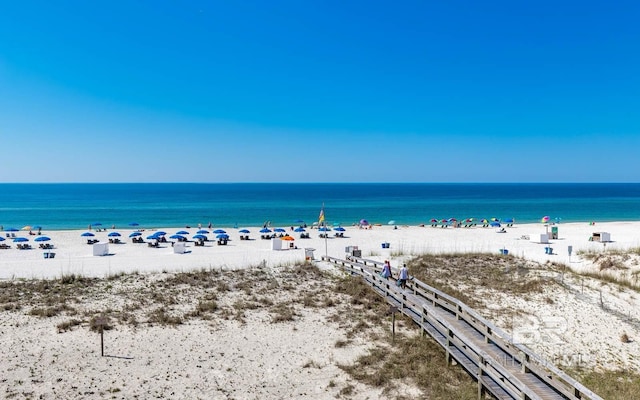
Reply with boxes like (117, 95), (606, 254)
(490, 221), (501, 227)
(155, 231), (167, 236)
(274, 228), (286, 233)
(239, 229), (250, 234)
(193, 234), (207, 240)
(319, 227), (331, 232)
(34, 236), (51, 242)
(108, 232), (121, 237)
(129, 232), (142, 238)
(0, 237), (4, 241)
(169, 234), (186, 240)
(216, 234), (229, 239)
(504, 218), (514, 223)
(334, 227), (346, 232)
(213, 229), (226, 234)
(197, 230), (209, 234)
(81, 232), (95, 237)
(294, 227), (306, 232)
(147, 234), (161, 240)
(6, 227), (19, 232)
(260, 228), (272, 233)
(13, 237), (29, 242)
(176, 230), (189, 235)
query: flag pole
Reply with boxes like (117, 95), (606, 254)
(320, 202), (328, 260)
(324, 219), (328, 260)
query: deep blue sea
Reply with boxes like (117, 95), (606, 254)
(0, 183), (639, 230)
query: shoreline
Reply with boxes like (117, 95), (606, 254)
(2, 217), (639, 232)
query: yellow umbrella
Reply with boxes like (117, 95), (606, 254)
(22, 226), (32, 231)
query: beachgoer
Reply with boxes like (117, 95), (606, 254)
(398, 264), (409, 289)
(198, 223), (202, 229)
(381, 260), (392, 280)
(208, 222), (212, 229)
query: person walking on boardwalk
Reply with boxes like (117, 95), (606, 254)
(398, 263), (409, 289)
(381, 260), (393, 280)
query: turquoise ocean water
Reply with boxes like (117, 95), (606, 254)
(0, 183), (639, 230)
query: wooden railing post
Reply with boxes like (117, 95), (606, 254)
(421, 304), (427, 337)
(477, 355), (485, 399)
(446, 329), (453, 365)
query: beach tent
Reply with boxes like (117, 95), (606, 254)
(93, 243), (109, 256)
(530, 233), (549, 244)
(173, 242), (187, 254)
(271, 238), (283, 250)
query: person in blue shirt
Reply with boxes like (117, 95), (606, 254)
(398, 264), (409, 289)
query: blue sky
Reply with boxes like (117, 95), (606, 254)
(1, 1), (639, 183)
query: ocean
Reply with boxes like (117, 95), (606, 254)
(0, 183), (639, 230)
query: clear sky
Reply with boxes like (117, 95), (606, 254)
(1, 1), (638, 183)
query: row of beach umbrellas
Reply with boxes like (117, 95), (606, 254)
(81, 229), (235, 241)
(0, 236), (51, 243)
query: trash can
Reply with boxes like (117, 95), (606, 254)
(381, 242), (390, 249)
(352, 249), (362, 257)
(500, 249), (509, 255)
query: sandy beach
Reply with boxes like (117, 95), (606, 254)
(2, 221), (639, 280)
(2, 221), (640, 398)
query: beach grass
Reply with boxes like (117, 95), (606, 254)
(3, 253), (640, 398)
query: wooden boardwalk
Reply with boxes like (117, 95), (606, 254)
(323, 255), (603, 400)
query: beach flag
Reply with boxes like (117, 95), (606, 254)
(318, 205), (325, 225)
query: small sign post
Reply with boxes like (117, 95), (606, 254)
(95, 316), (107, 357)
(388, 306), (399, 343)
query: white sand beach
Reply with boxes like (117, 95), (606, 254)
(2, 221), (640, 398)
(1, 221), (638, 280)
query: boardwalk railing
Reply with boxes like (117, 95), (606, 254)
(323, 255), (602, 400)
